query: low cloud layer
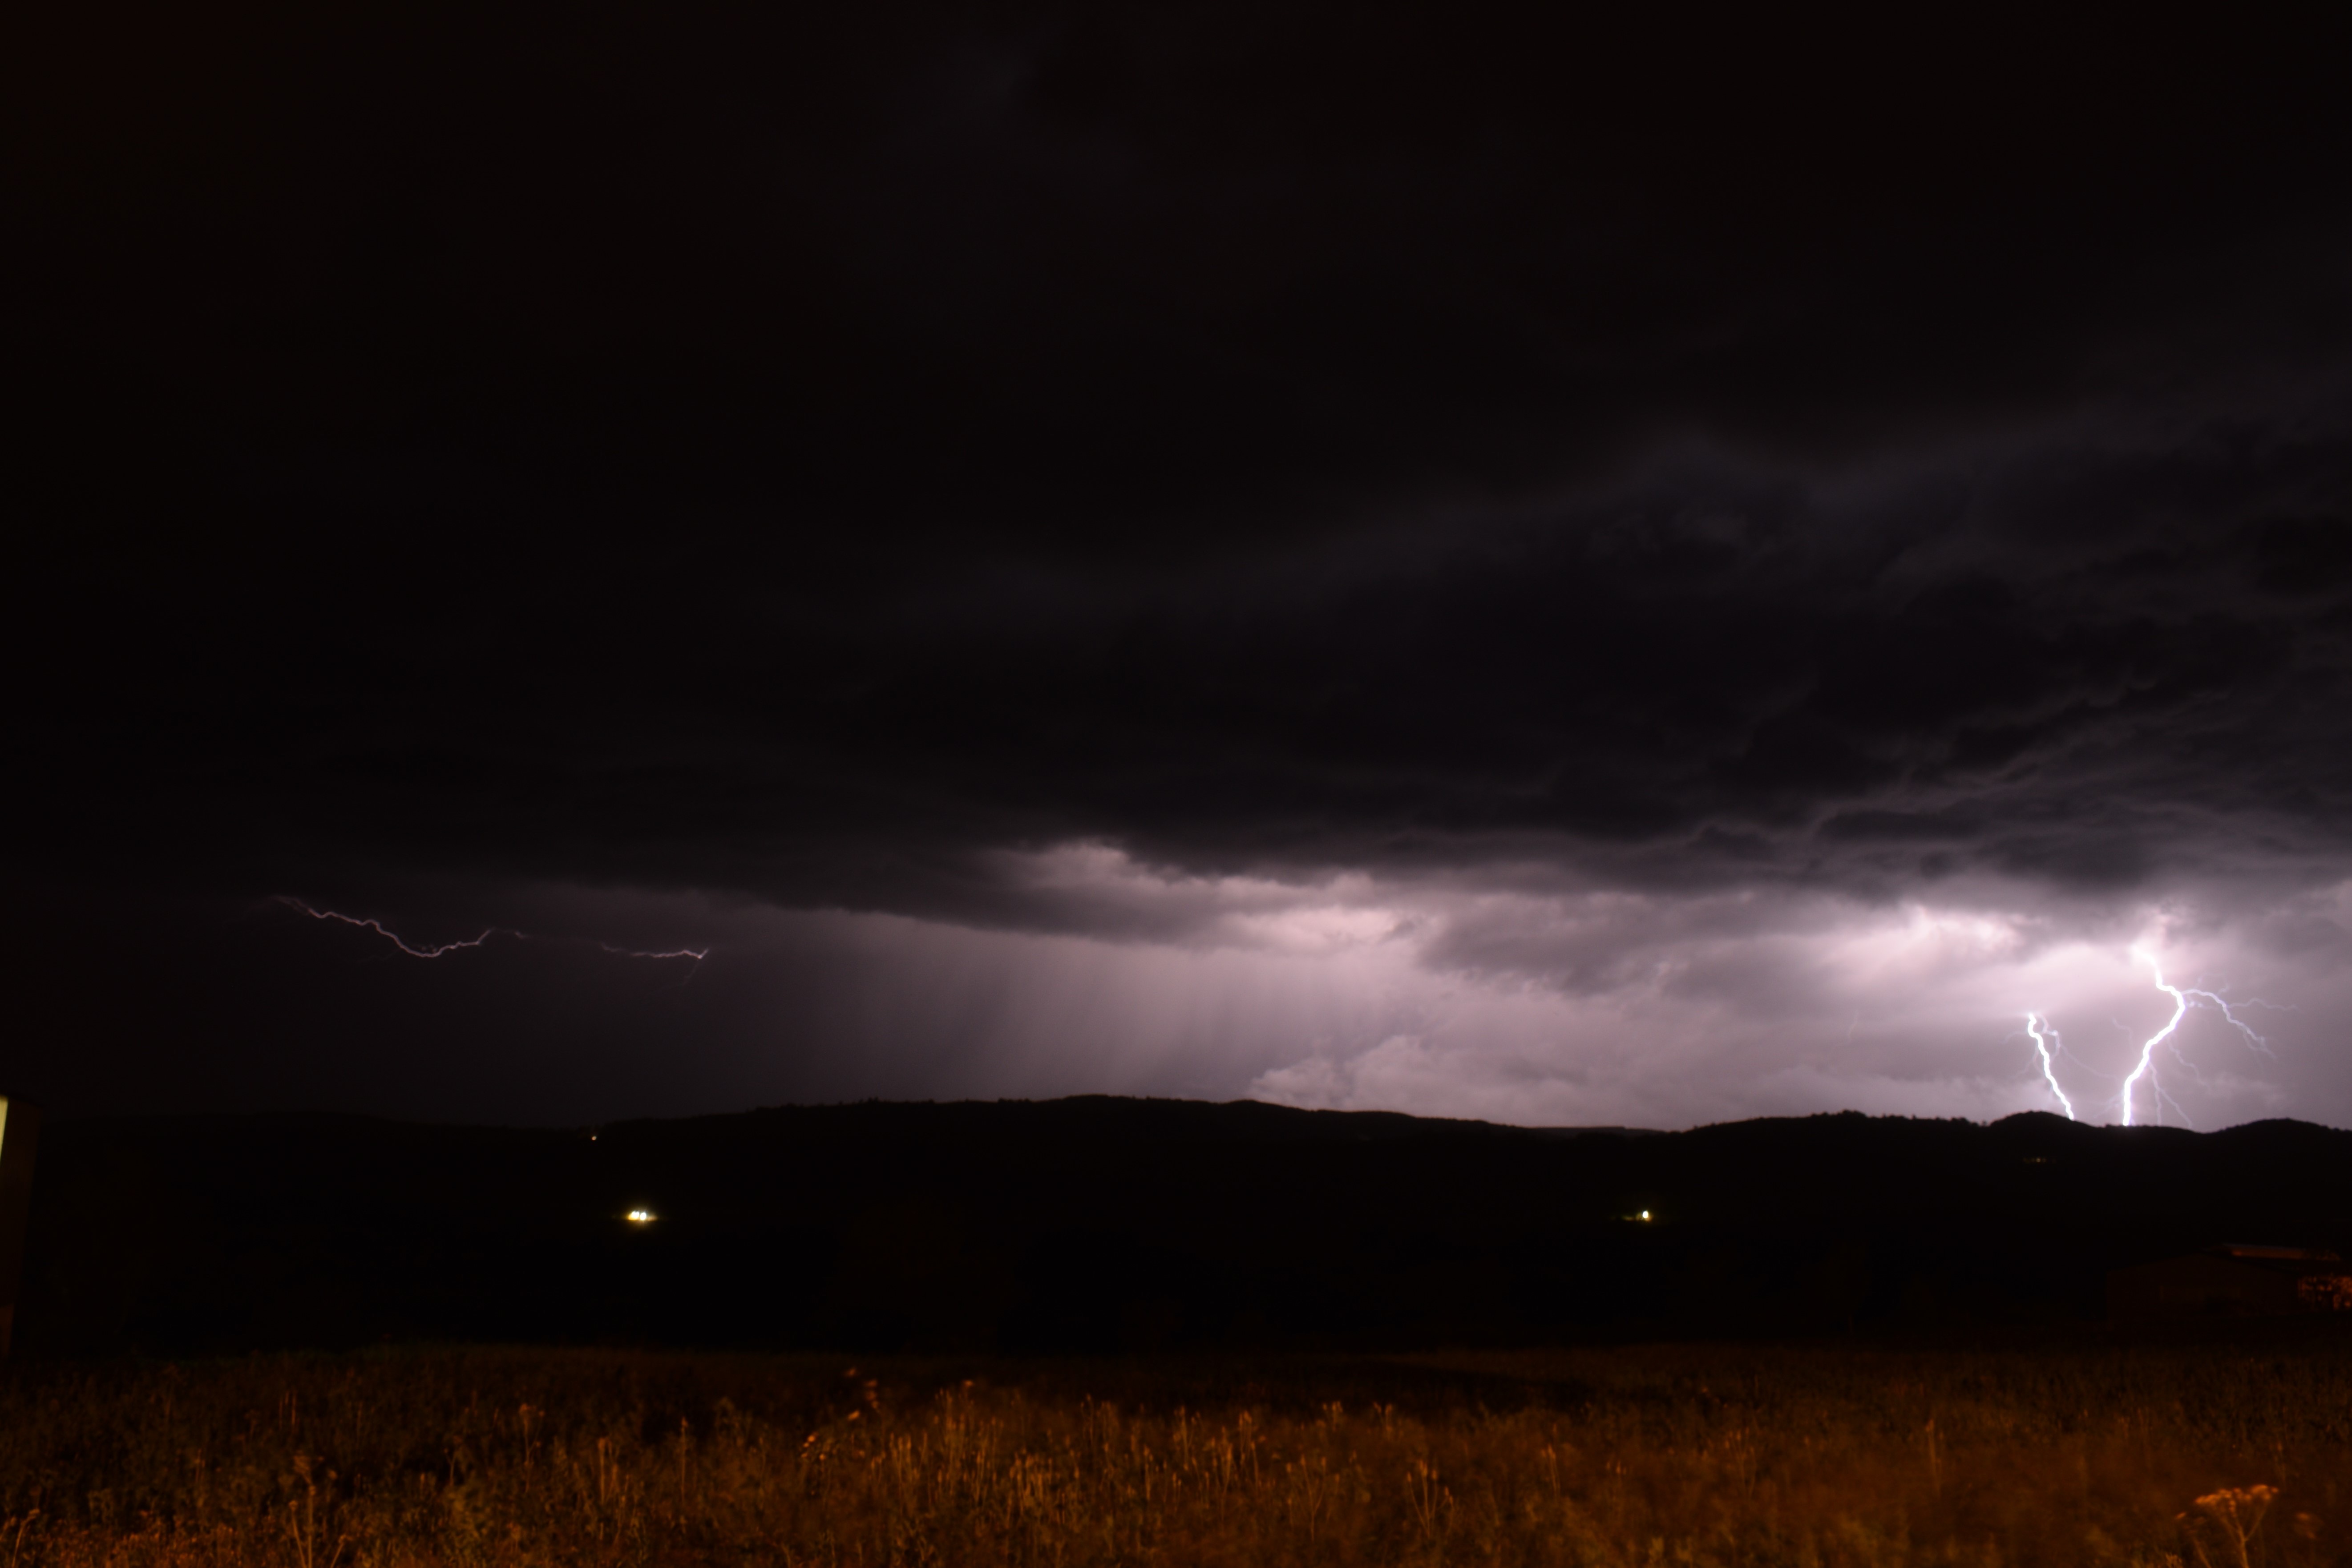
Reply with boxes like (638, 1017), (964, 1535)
(11, 856), (2343, 1131)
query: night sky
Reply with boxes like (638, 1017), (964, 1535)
(8, 1), (2352, 1130)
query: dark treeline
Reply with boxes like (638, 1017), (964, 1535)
(18, 1099), (2352, 1356)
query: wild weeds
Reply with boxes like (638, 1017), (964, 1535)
(2178, 1484), (2276, 1568)
(0, 1343), (2342, 1567)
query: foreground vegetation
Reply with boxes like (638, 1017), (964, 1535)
(0, 1338), (2344, 1567)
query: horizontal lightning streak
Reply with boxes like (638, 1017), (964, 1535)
(600, 942), (711, 963)
(275, 897), (707, 967)
(275, 897), (503, 958)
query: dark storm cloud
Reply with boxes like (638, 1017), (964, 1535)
(8, 0), (2352, 1123)
(24, 386), (2351, 931)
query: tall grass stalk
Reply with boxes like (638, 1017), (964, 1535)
(0, 1342), (2343, 1566)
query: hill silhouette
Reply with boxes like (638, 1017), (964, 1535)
(17, 1099), (2352, 1356)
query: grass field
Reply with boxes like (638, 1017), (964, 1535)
(0, 1336), (2344, 1567)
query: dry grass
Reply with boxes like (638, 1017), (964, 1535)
(0, 1339), (2345, 1567)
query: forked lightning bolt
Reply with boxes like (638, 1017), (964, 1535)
(2021, 945), (2278, 1127)
(2116, 946), (2270, 1128)
(275, 897), (706, 966)
(2023, 1013), (2076, 1120)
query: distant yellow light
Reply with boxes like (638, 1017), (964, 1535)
(1639, 1210), (1653, 1221)
(626, 1209), (656, 1224)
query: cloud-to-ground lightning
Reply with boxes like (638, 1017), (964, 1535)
(2022, 1013), (2076, 1120)
(2115, 945), (2274, 1127)
(2020, 942), (2285, 1127)
(275, 897), (707, 968)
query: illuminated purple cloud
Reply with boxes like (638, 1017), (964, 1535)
(6, 0), (2352, 1130)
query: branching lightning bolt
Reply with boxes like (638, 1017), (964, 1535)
(2022, 1013), (2076, 1120)
(2116, 945), (2272, 1128)
(275, 897), (707, 968)
(2019, 942), (2284, 1127)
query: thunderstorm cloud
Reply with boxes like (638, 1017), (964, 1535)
(7, 1), (2352, 1127)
